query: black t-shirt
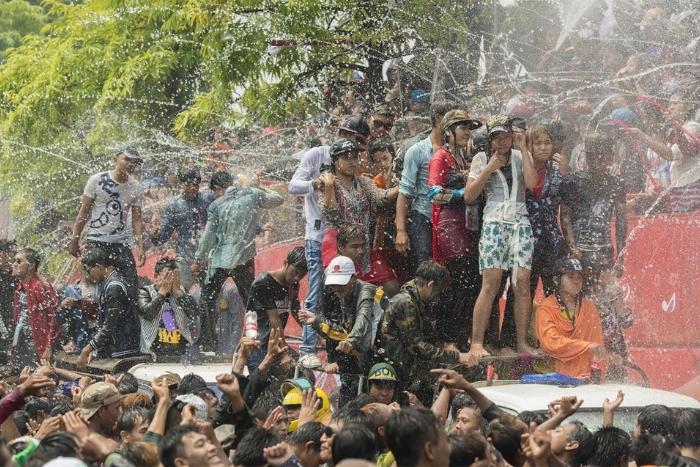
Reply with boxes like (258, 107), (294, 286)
(560, 172), (626, 251)
(247, 272), (300, 337)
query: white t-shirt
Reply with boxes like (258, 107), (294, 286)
(83, 171), (144, 243)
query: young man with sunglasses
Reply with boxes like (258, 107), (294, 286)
(288, 115), (371, 369)
(11, 248), (59, 369)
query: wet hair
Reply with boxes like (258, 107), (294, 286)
(337, 223), (366, 249)
(253, 388), (284, 422)
(25, 432), (80, 467)
(453, 404), (489, 435)
(486, 421), (522, 467)
(209, 171), (233, 191)
(177, 373), (207, 395)
(23, 396), (50, 421)
(116, 406), (150, 435)
(49, 401), (74, 417)
(371, 103), (395, 118)
(17, 248), (40, 270)
(346, 393), (377, 409)
(117, 372), (140, 395)
(414, 260), (450, 290)
(178, 169), (202, 184)
(368, 137), (395, 162)
(154, 257), (179, 277)
(122, 441), (161, 467)
(631, 433), (679, 466)
(330, 407), (374, 432)
(450, 392), (477, 419)
(676, 408), (700, 448)
(449, 430), (489, 467)
(567, 421), (596, 467)
(431, 100), (460, 127)
(12, 411), (30, 436)
(122, 392), (154, 410)
(82, 247), (112, 268)
(285, 246), (308, 275)
(231, 427), (281, 467)
(385, 408), (442, 467)
(0, 239), (16, 253)
(287, 421), (324, 451)
(159, 424), (199, 467)
(590, 426), (631, 467)
(526, 125), (553, 150)
(332, 424), (377, 465)
(637, 404), (680, 443)
(517, 410), (548, 427)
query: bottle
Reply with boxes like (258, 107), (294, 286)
(590, 361), (601, 384)
(244, 310), (258, 338)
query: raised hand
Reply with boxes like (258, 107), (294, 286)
(151, 376), (171, 404)
(298, 389), (320, 427)
(18, 374), (55, 398)
(263, 405), (285, 431)
(266, 328), (289, 361)
(216, 373), (241, 401)
(430, 368), (471, 391)
(603, 390), (624, 412)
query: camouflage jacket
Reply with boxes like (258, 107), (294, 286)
(380, 281), (459, 379)
(315, 280), (382, 363)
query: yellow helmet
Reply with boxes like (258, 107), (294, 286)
(281, 378), (331, 432)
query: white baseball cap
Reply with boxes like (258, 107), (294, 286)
(325, 256), (356, 286)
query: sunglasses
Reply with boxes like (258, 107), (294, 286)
(373, 119), (393, 130)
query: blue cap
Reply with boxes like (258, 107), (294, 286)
(410, 89), (429, 103)
(604, 108), (637, 127)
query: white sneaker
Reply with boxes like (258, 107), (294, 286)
(299, 353), (322, 369)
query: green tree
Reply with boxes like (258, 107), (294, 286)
(0, 0), (46, 61)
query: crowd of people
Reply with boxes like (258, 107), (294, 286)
(0, 1), (698, 465)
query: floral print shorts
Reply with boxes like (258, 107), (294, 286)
(479, 220), (534, 272)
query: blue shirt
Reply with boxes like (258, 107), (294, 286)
(399, 136), (434, 219)
(153, 192), (215, 262)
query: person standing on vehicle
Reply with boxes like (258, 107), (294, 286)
(288, 115), (370, 368)
(395, 101), (458, 276)
(427, 110), (483, 349)
(535, 258), (608, 380)
(137, 257), (198, 361)
(465, 115), (539, 358)
(246, 246), (307, 371)
(191, 171), (284, 352)
(150, 169), (215, 290)
(67, 146), (146, 305)
(78, 247), (141, 370)
(379, 260), (478, 407)
(298, 256), (385, 409)
(11, 248), (60, 369)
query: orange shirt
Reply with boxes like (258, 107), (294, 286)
(535, 294), (606, 379)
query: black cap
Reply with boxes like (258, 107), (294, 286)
(178, 168), (202, 184)
(486, 115), (512, 136)
(334, 115), (370, 137)
(329, 139), (359, 158)
(553, 258), (590, 276)
(115, 145), (143, 163)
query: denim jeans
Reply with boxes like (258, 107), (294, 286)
(301, 240), (322, 355)
(406, 211), (433, 276)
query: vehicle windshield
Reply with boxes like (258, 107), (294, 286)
(545, 408), (640, 433)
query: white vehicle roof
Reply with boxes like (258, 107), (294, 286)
(129, 362), (247, 384)
(475, 382), (700, 414)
